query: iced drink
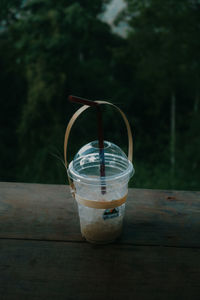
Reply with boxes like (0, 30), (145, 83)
(68, 141), (134, 244)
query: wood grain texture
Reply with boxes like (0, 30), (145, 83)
(0, 182), (200, 300)
(0, 182), (81, 241)
(0, 239), (200, 300)
(0, 182), (200, 247)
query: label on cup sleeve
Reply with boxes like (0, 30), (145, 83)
(103, 207), (121, 220)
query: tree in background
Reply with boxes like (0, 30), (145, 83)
(11, 0), (123, 183)
(0, 0), (199, 190)
(0, 0), (26, 181)
(117, 0), (200, 189)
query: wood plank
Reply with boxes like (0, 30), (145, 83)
(0, 182), (81, 241)
(0, 239), (200, 300)
(0, 182), (200, 247)
(123, 188), (200, 247)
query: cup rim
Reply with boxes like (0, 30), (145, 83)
(68, 159), (134, 185)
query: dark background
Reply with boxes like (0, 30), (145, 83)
(0, 0), (199, 190)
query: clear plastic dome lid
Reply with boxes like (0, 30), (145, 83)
(68, 140), (134, 185)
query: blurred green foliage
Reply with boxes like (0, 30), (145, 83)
(0, 0), (199, 190)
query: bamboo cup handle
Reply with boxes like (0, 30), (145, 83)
(64, 101), (133, 170)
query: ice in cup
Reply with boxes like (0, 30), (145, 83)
(68, 140), (134, 244)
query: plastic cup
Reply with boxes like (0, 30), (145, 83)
(68, 140), (134, 244)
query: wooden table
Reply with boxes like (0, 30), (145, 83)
(0, 182), (200, 299)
